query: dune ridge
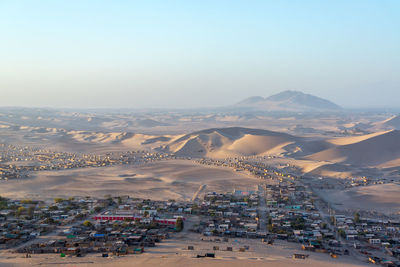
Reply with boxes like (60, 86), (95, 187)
(307, 130), (400, 166)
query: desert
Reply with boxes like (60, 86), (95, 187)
(1, 103), (400, 267)
(2, 1), (400, 266)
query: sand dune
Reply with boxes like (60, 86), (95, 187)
(228, 135), (294, 155)
(318, 183), (400, 215)
(66, 130), (180, 151)
(2, 121), (400, 171)
(164, 127), (336, 159)
(374, 115), (400, 130)
(0, 123), (178, 153)
(306, 163), (354, 179)
(327, 131), (391, 145)
(376, 158), (400, 168)
(165, 127), (300, 158)
(307, 130), (400, 166)
(284, 140), (333, 156)
(68, 131), (130, 143)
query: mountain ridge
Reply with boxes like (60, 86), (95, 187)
(235, 90), (341, 112)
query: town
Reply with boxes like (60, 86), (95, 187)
(1, 166), (400, 266)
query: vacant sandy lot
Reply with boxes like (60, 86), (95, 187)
(0, 160), (259, 201)
(0, 232), (369, 267)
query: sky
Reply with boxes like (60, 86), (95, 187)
(0, 0), (399, 109)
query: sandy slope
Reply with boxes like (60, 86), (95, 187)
(317, 183), (400, 215)
(228, 135), (294, 155)
(307, 130), (400, 166)
(305, 163), (355, 179)
(0, 232), (369, 267)
(326, 131), (391, 145)
(373, 115), (400, 130)
(0, 160), (259, 201)
(0, 124), (177, 153)
(165, 127), (303, 158)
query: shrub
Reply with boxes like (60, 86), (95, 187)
(83, 220), (92, 227)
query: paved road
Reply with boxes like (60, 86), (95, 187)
(302, 182), (371, 263)
(257, 184), (268, 232)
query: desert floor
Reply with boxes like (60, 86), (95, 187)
(0, 231), (370, 267)
(0, 160), (260, 201)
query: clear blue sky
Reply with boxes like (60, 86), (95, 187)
(0, 0), (399, 108)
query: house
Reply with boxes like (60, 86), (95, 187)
(369, 239), (381, 245)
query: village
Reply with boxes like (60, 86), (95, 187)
(0, 143), (175, 180)
(1, 171), (400, 266)
(0, 195), (185, 256)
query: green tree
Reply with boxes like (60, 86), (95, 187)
(48, 206), (58, 211)
(354, 212), (360, 223)
(176, 217), (184, 232)
(83, 220), (92, 227)
(94, 206), (102, 213)
(338, 229), (346, 238)
(16, 206), (26, 217)
(268, 224), (274, 232)
(0, 196), (8, 210)
(291, 216), (306, 230)
(27, 206), (35, 218)
(54, 198), (64, 203)
(43, 217), (55, 224)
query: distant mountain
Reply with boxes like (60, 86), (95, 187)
(135, 118), (170, 128)
(234, 90), (341, 112)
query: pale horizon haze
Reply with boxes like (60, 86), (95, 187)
(0, 0), (399, 109)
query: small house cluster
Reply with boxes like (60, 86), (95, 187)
(15, 196), (185, 257)
(0, 196), (112, 249)
(17, 218), (173, 256)
(333, 214), (400, 265)
(264, 182), (353, 257)
(194, 191), (263, 238)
